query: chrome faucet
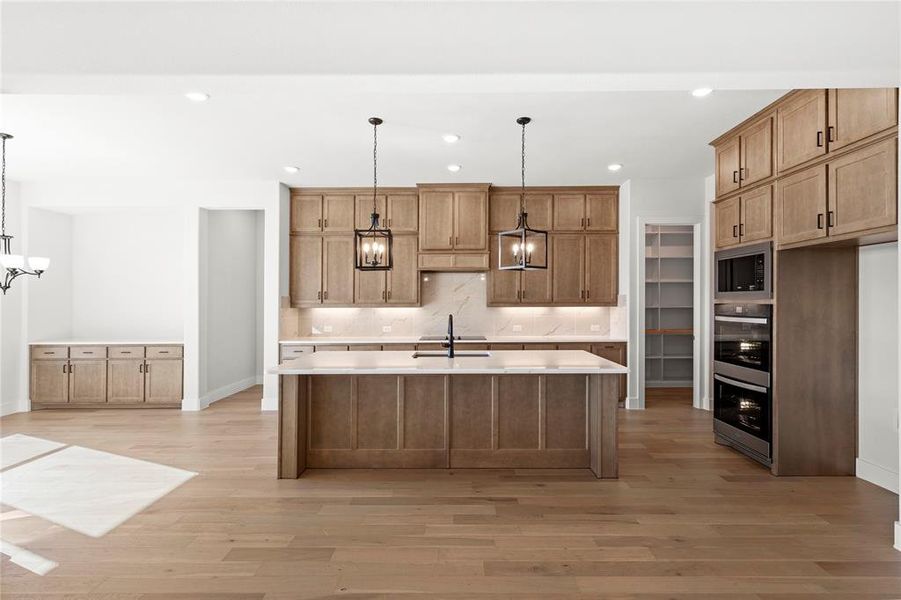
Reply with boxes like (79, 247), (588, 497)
(442, 314), (455, 358)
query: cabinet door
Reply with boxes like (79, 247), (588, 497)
(145, 360), (183, 404)
(777, 89), (827, 172)
(585, 192), (618, 232)
(715, 137), (741, 197)
(322, 194), (355, 233)
(419, 191), (455, 250)
(31, 360), (69, 404)
(551, 235), (585, 303)
(354, 269), (386, 304)
(69, 360), (107, 404)
(291, 195), (322, 232)
(453, 191), (488, 250)
(488, 236), (521, 304)
(290, 236), (322, 305)
(521, 235), (552, 303)
(355, 194), (386, 230)
(740, 115), (773, 187)
(489, 193), (521, 232)
(322, 237), (355, 304)
(386, 194), (419, 233)
(553, 194), (585, 230)
(828, 88), (898, 151)
(387, 235), (419, 305)
(827, 138), (897, 237)
(585, 234), (618, 305)
(108, 359), (145, 404)
(775, 164), (827, 245)
(523, 193), (553, 230)
(714, 197), (741, 248)
(739, 184), (773, 243)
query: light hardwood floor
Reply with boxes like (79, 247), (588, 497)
(2, 385), (900, 598)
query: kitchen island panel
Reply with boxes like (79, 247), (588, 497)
(497, 376), (541, 450)
(402, 376), (447, 451)
(545, 375), (589, 450)
(451, 375), (494, 450)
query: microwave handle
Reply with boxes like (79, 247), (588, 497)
(714, 374), (768, 394)
(714, 315), (769, 324)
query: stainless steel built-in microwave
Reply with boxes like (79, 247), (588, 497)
(714, 242), (772, 301)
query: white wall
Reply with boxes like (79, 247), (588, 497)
(858, 243), (899, 493)
(0, 183), (25, 416)
(201, 209), (263, 406)
(26, 208), (74, 342)
(624, 177), (709, 409)
(70, 209), (184, 339)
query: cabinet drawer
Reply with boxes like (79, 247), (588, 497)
(418, 253), (489, 271)
(70, 346), (107, 359)
(146, 346), (183, 359)
(109, 346), (145, 359)
(314, 345), (349, 351)
(31, 346), (69, 360)
(280, 345), (313, 360)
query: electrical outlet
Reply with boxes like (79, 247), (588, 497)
(512, 324), (523, 332)
(590, 324), (601, 332)
(323, 325), (333, 333)
(382, 325), (392, 333)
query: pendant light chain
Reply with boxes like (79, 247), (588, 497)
(372, 119), (378, 213)
(1, 134), (6, 237)
(520, 119), (526, 214)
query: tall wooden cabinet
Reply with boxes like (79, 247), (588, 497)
(417, 184), (489, 269)
(31, 344), (183, 408)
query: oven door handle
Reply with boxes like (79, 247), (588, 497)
(714, 316), (769, 324)
(714, 374), (768, 394)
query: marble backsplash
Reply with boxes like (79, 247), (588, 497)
(281, 272), (628, 339)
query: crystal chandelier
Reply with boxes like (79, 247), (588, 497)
(497, 117), (548, 270)
(354, 117), (393, 270)
(0, 133), (50, 294)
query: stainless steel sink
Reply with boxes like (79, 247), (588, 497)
(411, 351), (492, 358)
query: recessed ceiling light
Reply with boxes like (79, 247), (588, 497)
(185, 92), (210, 102)
(691, 87), (713, 98)
(283, 166), (300, 174)
(442, 134), (460, 144)
(447, 164), (462, 173)
(607, 163), (623, 172)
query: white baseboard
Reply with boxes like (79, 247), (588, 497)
(260, 396), (278, 411)
(894, 521), (901, 552)
(195, 376), (260, 411)
(0, 401), (23, 417)
(625, 395), (644, 410)
(857, 458), (899, 494)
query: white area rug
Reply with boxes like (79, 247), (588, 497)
(0, 434), (66, 470)
(0, 446), (196, 537)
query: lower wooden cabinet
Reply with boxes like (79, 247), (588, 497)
(31, 345), (183, 408)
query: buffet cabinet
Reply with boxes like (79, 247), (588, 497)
(712, 88), (898, 250)
(31, 344), (183, 409)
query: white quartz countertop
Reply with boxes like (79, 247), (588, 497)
(280, 335), (627, 345)
(29, 340), (184, 346)
(271, 350), (629, 375)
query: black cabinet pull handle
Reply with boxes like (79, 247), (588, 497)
(62, 364), (66, 373)
(732, 225), (738, 238)
(139, 364), (144, 373)
(732, 170), (738, 183)
(816, 131), (824, 147)
(817, 213), (824, 229)
(828, 211), (835, 227)
(827, 126), (835, 143)
(740, 223), (745, 237)
(739, 167), (746, 181)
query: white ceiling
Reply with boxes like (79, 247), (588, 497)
(0, 1), (896, 186)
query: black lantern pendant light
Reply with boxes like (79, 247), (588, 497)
(498, 117), (548, 271)
(354, 117), (393, 271)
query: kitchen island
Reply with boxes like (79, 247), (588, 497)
(272, 350), (628, 479)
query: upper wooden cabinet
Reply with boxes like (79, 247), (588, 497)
(489, 192), (552, 232)
(827, 88), (898, 151)
(715, 137), (741, 197)
(290, 235), (323, 306)
(827, 137), (897, 237)
(386, 194), (419, 233)
(777, 89), (827, 173)
(551, 235), (585, 303)
(585, 234), (618, 304)
(552, 191), (618, 232)
(354, 194), (386, 230)
(487, 236), (553, 305)
(775, 164), (828, 245)
(322, 237), (355, 304)
(291, 193), (355, 233)
(713, 185), (774, 249)
(354, 235), (420, 306)
(740, 115), (774, 187)
(418, 184), (489, 254)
